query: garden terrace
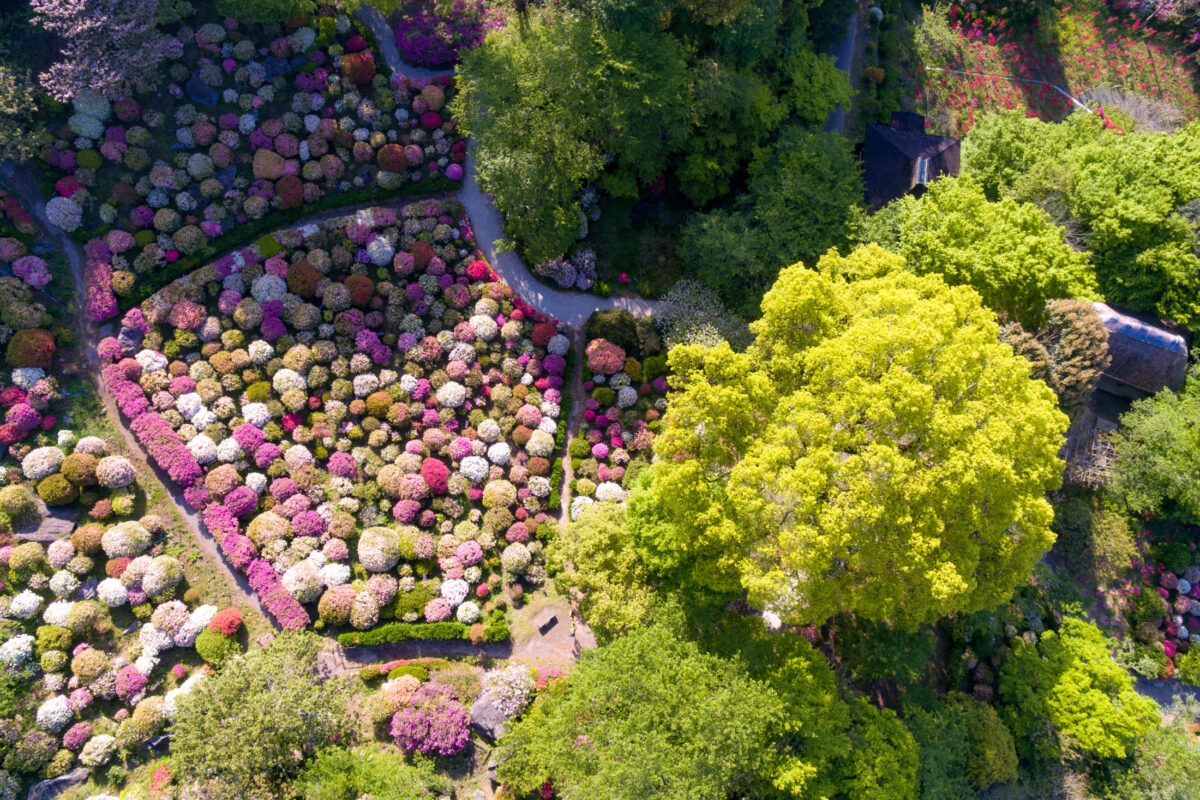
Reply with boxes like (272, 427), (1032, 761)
(33, 8), (466, 323)
(97, 201), (570, 635)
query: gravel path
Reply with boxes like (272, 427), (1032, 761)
(1, 161), (273, 628)
(357, 5), (661, 329)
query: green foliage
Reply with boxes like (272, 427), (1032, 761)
(497, 624), (782, 800)
(214, 0), (315, 23)
(831, 696), (920, 800)
(781, 48), (851, 126)
(1127, 586), (1168, 633)
(868, 177), (1097, 328)
(35, 624), (71, 654)
(904, 693), (1018, 800)
(1113, 367), (1200, 523)
(194, 628), (241, 669)
(551, 502), (655, 641)
(295, 745), (449, 800)
(999, 617), (1158, 760)
(632, 250), (1067, 626)
(336, 621), (472, 647)
(454, 11), (693, 264)
(386, 664), (430, 682)
(171, 632), (355, 794)
(835, 616), (935, 688)
(696, 614), (851, 799)
(1051, 496), (1137, 589)
(1177, 647), (1200, 685)
(1106, 702), (1200, 800)
(0, 64), (48, 162)
(962, 112), (1200, 326)
(679, 127), (862, 314)
(0, 484), (37, 524)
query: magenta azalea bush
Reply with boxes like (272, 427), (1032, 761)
(396, 0), (505, 67)
(97, 201), (565, 631)
(389, 683), (470, 756)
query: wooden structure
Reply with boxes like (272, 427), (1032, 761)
(862, 112), (960, 209)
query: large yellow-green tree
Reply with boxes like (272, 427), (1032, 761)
(631, 245), (1068, 627)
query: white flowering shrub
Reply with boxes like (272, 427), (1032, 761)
(36, 695), (73, 732)
(6, 590), (43, 620)
(22, 445), (64, 479)
(97, 578), (129, 607)
(101, 521), (152, 558)
(479, 663), (534, 718)
(0, 634), (34, 667)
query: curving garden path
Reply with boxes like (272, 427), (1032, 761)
(0, 160), (273, 628)
(357, 5), (662, 329)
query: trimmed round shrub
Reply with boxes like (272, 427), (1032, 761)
(195, 628), (241, 668)
(0, 484), (36, 522)
(61, 453), (99, 486)
(37, 474), (78, 506)
(6, 329), (56, 369)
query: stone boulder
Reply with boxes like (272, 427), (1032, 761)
(27, 767), (90, 800)
(470, 693), (509, 741)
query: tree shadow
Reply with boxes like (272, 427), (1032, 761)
(996, 13), (1075, 122)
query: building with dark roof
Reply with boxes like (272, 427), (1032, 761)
(862, 112), (960, 209)
(1092, 302), (1189, 401)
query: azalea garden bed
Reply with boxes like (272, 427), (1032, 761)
(0, 192), (250, 794)
(567, 312), (669, 521)
(97, 200), (569, 636)
(0, 456), (245, 791)
(917, 1), (1200, 133)
(34, 7), (467, 323)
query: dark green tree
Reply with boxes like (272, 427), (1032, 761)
(454, 11), (693, 264)
(679, 127), (861, 313)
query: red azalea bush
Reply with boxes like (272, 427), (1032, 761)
(207, 607), (243, 636)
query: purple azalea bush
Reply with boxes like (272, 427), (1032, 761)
(396, 0), (505, 67)
(390, 684), (471, 756)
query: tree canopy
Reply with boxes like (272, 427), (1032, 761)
(867, 176), (1097, 328)
(496, 623), (783, 800)
(999, 617), (1157, 760)
(551, 502), (655, 641)
(629, 246), (1067, 627)
(678, 127), (862, 314)
(170, 632), (356, 797)
(961, 111), (1200, 326)
(295, 746), (449, 800)
(453, 10), (693, 264)
(1112, 366), (1200, 524)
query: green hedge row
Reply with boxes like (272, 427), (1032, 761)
(120, 177), (459, 308)
(338, 621), (468, 646)
(337, 616), (510, 647)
